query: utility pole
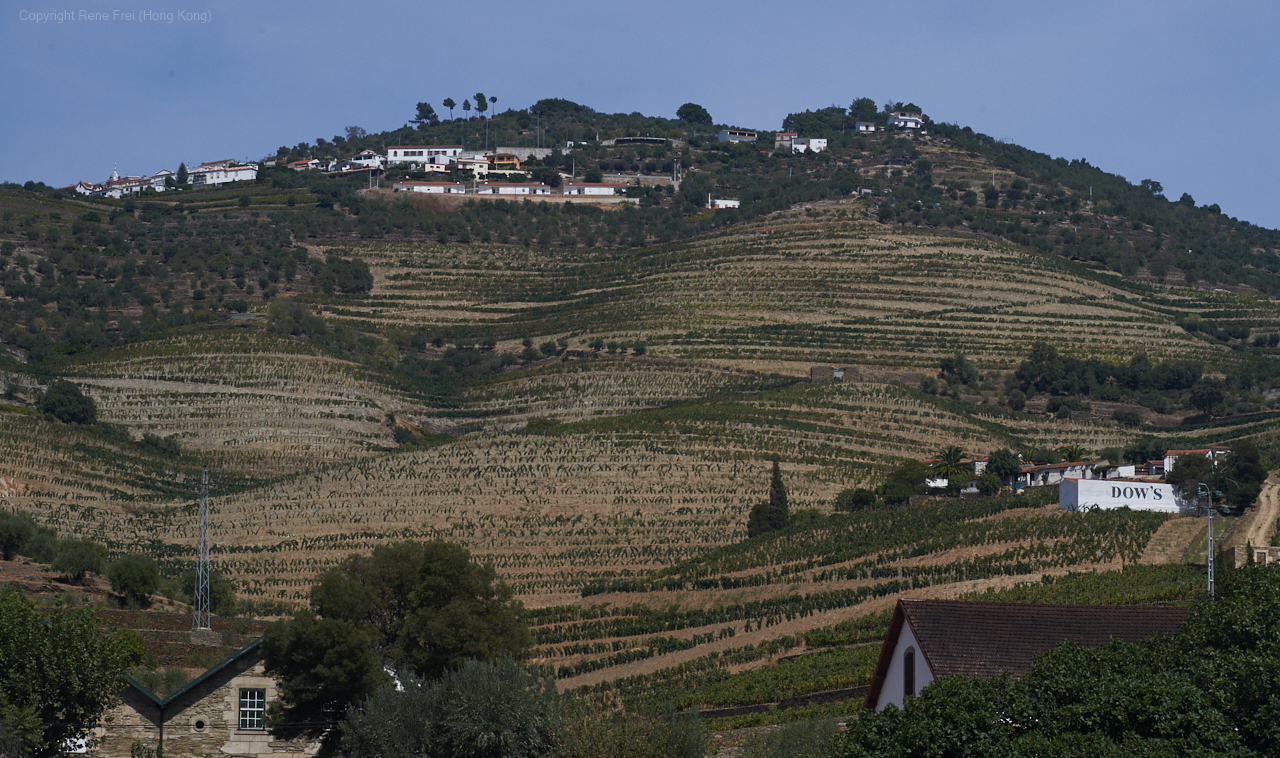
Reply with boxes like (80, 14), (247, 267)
(1199, 482), (1215, 599)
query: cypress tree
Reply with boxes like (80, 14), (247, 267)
(768, 458), (789, 530)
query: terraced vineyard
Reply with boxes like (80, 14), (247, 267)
(57, 330), (412, 475)
(306, 214), (1230, 377)
(0, 207), (1273, 711)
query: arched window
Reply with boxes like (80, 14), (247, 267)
(903, 646), (916, 699)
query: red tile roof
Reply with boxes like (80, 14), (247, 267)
(864, 599), (1189, 710)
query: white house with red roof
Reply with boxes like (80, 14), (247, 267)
(189, 163), (258, 186)
(288, 158), (322, 171)
(1163, 446), (1230, 475)
(392, 181), (467, 194)
(889, 111), (923, 129)
(65, 180), (100, 195)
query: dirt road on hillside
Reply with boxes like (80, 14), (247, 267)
(1242, 477), (1280, 550)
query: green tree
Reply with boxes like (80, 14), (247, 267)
(38, 380), (96, 425)
(262, 610), (386, 754)
(443, 98), (456, 120)
(940, 353), (979, 386)
(53, 538), (107, 584)
(1123, 436), (1169, 465)
(746, 500), (773, 538)
(338, 658), (558, 758)
(834, 488), (877, 512)
(767, 458), (789, 530)
(1180, 563), (1280, 754)
(1058, 443), (1089, 462)
(473, 93), (488, 118)
(986, 448), (1022, 481)
(1222, 439), (1267, 507)
(976, 471), (1001, 495)
(0, 511), (36, 561)
(176, 162), (188, 185)
(676, 103), (712, 124)
(265, 541), (531, 749)
(412, 102), (439, 128)
(108, 554), (159, 607)
(1166, 454), (1214, 500)
(462, 99), (471, 118)
(849, 97), (878, 122)
(930, 446), (967, 480)
(0, 593), (142, 758)
(1189, 377), (1226, 414)
(309, 541), (529, 678)
(583, 168), (604, 183)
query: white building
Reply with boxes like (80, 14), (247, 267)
(710, 198), (740, 209)
(455, 156), (490, 177)
(1059, 478), (1188, 513)
(889, 111), (923, 129)
(386, 145), (463, 166)
(718, 129), (757, 143)
(1017, 460), (1104, 487)
(392, 181), (467, 194)
(855, 121), (879, 133)
(189, 164), (258, 186)
(348, 150), (385, 168)
(1163, 447), (1230, 475)
(473, 183), (551, 195)
(791, 137), (827, 153)
(563, 183), (629, 196)
(774, 132), (798, 150)
(66, 181), (99, 195)
(288, 158), (321, 171)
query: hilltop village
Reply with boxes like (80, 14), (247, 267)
(63, 107), (929, 207)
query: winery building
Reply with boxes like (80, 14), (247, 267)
(93, 638), (317, 758)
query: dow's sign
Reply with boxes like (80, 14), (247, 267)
(1059, 478), (1188, 514)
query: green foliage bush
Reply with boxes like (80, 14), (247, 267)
(53, 539), (107, 584)
(108, 554), (160, 607)
(339, 658), (559, 758)
(38, 380), (96, 425)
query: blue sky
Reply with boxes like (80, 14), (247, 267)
(2, 0), (1277, 228)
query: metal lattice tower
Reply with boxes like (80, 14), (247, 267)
(194, 469), (211, 630)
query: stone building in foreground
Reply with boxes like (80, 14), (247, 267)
(94, 637), (319, 758)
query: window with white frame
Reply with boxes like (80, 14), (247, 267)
(239, 688), (266, 730)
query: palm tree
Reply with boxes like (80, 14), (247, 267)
(1059, 444), (1089, 462)
(931, 445), (967, 479)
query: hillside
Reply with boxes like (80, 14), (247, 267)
(3, 101), (1280, 717)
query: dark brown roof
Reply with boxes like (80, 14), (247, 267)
(864, 599), (1189, 709)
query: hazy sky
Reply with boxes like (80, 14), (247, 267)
(3, 1), (1277, 228)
